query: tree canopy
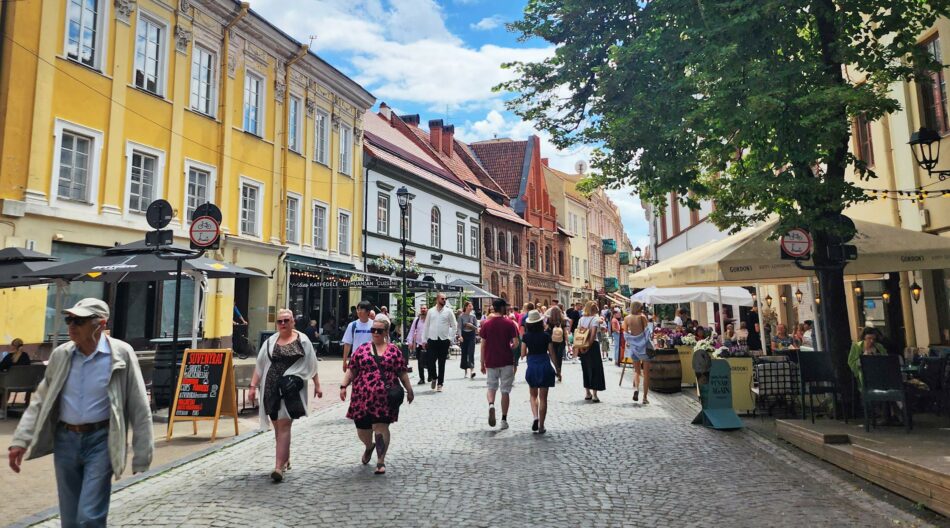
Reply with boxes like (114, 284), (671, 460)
(500, 0), (950, 236)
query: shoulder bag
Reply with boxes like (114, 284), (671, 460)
(373, 345), (405, 409)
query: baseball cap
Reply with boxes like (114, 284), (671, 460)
(64, 298), (110, 319)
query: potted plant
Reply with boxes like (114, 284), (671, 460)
(368, 255), (399, 275)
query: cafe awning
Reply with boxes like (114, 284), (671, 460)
(631, 218), (950, 288)
(631, 286), (754, 306)
(448, 278), (497, 299)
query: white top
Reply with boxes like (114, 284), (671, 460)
(578, 315), (604, 332)
(254, 331), (318, 431)
(342, 318), (373, 351)
(423, 304), (458, 341)
(673, 316), (684, 326)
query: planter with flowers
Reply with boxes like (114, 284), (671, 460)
(367, 255), (399, 275)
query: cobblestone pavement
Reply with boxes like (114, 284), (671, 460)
(28, 355), (940, 528)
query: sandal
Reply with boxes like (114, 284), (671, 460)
(270, 469), (283, 483)
(585, 394), (593, 401)
(633, 390), (639, 402)
(361, 445), (374, 465)
(375, 463), (386, 475)
(642, 398), (650, 405)
(592, 398), (601, 403)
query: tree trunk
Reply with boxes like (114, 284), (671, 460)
(813, 235), (855, 418)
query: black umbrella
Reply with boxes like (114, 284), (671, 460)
(0, 247), (59, 288)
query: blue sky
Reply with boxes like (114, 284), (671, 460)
(251, 0), (647, 247)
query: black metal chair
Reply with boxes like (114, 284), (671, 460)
(798, 351), (841, 424)
(860, 355), (912, 433)
(915, 356), (948, 416)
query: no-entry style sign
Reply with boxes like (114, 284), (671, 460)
(780, 228), (812, 259)
(190, 216), (220, 249)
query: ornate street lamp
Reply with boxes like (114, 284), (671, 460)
(765, 294), (773, 308)
(633, 246), (643, 261)
(396, 186), (412, 363)
(910, 281), (922, 303)
(909, 127), (950, 181)
(794, 289), (803, 304)
(780, 294), (788, 305)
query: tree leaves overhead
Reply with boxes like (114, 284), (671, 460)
(500, 0), (950, 235)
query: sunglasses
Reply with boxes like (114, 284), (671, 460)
(276, 318), (292, 325)
(370, 328), (387, 335)
(65, 316), (96, 326)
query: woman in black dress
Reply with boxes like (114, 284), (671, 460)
(574, 301), (606, 402)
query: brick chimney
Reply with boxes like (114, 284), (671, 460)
(428, 119), (444, 153)
(442, 125), (455, 157)
(379, 102), (391, 120)
(400, 114), (420, 126)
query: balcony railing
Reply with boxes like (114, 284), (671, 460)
(605, 277), (619, 293)
(619, 251), (630, 265)
(602, 239), (617, 255)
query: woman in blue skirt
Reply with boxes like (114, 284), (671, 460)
(521, 310), (556, 434)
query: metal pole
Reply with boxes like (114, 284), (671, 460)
(755, 283), (767, 354)
(401, 207), (408, 363)
(173, 258), (183, 353)
(717, 286), (725, 339)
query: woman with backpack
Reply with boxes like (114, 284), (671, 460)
(573, 301), (607, 402)
(546, 306), (568, 382)
(623, 301), (652, 404)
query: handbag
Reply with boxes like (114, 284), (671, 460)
(372, 347), (405, 409)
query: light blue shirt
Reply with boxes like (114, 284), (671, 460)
(59, 334), (112, 425)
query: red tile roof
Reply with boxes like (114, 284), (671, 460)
(468, 140), (530, 198)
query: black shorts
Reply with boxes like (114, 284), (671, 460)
(354, 415), (393, 430)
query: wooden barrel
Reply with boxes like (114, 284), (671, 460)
(650, 348), (683, 393)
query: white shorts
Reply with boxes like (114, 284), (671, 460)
(486, 365), (515, 394)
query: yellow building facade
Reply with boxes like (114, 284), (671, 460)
(0, 0), (373, 352)
(543, 164), (592, 303)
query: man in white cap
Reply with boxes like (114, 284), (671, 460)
(8, 298), (153, 527)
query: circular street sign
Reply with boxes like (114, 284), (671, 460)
(189, 216), (220, 248)
(146, 199), (174, 229)
(193, 202), (222, 224)
(781, 228), (813, 258)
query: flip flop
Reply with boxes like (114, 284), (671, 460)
(585, 394), (593, 401)
(592, 398), (601, 403)
(361, 445), (374, 465)
(375, 463), (386, 475)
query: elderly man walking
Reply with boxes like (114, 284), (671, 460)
(8, 298), (153, 527)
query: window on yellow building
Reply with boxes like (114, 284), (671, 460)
(134, 15), (167, 95)
(854, 113), (874, 166)
(66, 0), (102, 68)
(918, 36), (949, 134)
(58, 131), (93, 202)
(128, 150), (157, 213)
(185, 166), (211, 222)
(190, 45), (216, 116)
(243, 72), (264, 136)
(288, 96), (302, 152)
(339, 125), (353, 175)
(313, 202), (327, 249)
(286, 195), (300, 244)
(315, 111), (330, 165)
(338, 210), (351, 255)
(240, 179), (263, 237)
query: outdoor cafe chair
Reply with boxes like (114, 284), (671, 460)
(860, 355), (912, 433)
(914, 356), (948, 418)
(0, 364), (46, 420)
(798, 351), (842, 424)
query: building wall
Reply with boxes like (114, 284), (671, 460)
(482, 216), (527, 307)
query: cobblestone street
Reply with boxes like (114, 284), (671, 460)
(25, 356), (940, 527)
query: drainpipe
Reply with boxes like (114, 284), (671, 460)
(279, 44), (309, 244)
(216, 2), (249, 207)
(362, 164), (370, 269)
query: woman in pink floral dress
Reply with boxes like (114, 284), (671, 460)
(339, 318), (414, 474)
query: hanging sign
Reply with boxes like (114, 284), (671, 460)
(780, 228), (813, 260)
(167, 349), (239, 441)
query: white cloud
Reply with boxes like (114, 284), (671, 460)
(471, 15), (504, 31)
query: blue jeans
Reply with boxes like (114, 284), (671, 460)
(611, 332), (621, 363)
(53, 426), (112, 527)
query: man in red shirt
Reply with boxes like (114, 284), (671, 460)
(479, 298), (520, 430)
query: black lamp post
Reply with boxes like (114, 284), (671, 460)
(909, 127), (950, 181)
(632, 246), (656, 269)
(396, 186), (412, 363)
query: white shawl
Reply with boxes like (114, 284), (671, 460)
(254, 330), (318, 431)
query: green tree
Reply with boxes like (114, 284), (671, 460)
(501, 0), (950, 413)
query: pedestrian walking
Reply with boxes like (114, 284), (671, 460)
(408, 305), (428, 385)
(458, 301), (478, 379)
(8, 298), (153, 527)
(342, 301), (374, 372)
(521, 310), (556, 434)
(574, 301), (606, 402)
(340, 318), (414, 475)
(423, 293), (457, 392)
(611, 308), (623, 366)
(249, 309), (321, 482)
(623, 301), (652, 404)
(546, 306), (568, 382)
(479, 298), (520, 430)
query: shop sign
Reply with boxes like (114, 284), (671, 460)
(692, 359), (743, 430)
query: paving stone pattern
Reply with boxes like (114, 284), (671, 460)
(30, 355), (936, 527)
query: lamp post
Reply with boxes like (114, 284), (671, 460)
(396, 186), (412, 363)
(909, 127), (950, 181)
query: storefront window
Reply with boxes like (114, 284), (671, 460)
(160, 279), (195, 337)
(45, 242), (106, 338)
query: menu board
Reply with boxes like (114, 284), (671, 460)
(167, 349), (239, 441)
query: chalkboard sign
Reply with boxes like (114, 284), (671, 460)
(692, 359), (743, 430)
(167, 349), (239, 441)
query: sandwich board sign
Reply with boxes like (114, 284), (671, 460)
(692, 359), (743, 430)
(167, 349), (239, 441)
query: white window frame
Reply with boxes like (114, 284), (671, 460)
(50, 119), (104, 210)
(288, 95), (302, 153)
(430, 206), (441, 248)
(243, 69), (265, 136)
(63, 0), (110, 71)
(339, 124), (352, 176)
(457, 221), (465, 254)
(376, 193), (390, 235)
(314, 110), (330, 165)
(312, 200), (328, 250)
(284, 192), (303, 246)
(470, 225), (478, 258)
(183, 159), (217, 224)
(337, 209), (351, 255)
(123, 141), (165, 217)
(190, 44), (217, 117)
(132, 10), (170, 96)
(238, 176), (265, 239)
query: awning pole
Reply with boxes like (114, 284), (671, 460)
(755, 283), (767, 354)
(52, 279), (66, 348)
(190, 271), (204, 349)
(717, 286), (725, 339)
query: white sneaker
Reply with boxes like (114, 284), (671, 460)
(499, 419), (509, 430)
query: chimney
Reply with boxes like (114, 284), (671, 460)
(541, 157), (549, 167)
(442, 125), (455, 156)
(400, 114), (420, 126)
(428, 119), (443, 153)
(379, 102), (391, 120)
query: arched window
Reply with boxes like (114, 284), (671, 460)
(528, 242), (537, 270)
(490, 271), (499, 296)
(483, 227), (493, 260)
(430, 207), (441, 247)
(558, 250), (565, 276)
(497, 231), (507, 263)
(544, 245), (552, 273)
(513, 275), (524, 307)
(511, 235), (521, 265)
